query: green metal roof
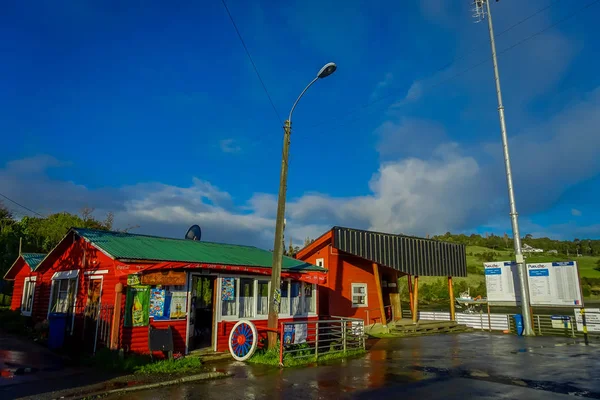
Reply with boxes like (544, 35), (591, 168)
(73, 228), (325, 272)
(22, 253), (46, 271)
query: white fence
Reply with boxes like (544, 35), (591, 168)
(416, 311), (510, 331)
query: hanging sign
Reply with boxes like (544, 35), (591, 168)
(169, 292), (188, 319)
(141, 271), (186, 286)
(127, 274), (141, 286)
(221, 278), (236, 301)
(124, 285), (150, 327)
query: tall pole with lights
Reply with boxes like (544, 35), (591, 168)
(267, 63), (338, 348)
(474, 0), (534, 336)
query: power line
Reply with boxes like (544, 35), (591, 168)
(306, 0), (599, 134)
(0, 192), (44, 217)
(220, 0), (283, 125)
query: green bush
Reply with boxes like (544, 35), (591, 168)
(467, 265), (483, 275)
(0, 308), (32, 336)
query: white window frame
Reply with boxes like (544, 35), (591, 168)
(315, 258), (324, 268)
(215, 275), (317, 322)
(21, 276), (37, 316)
(47, 270), (80, 334)
(351, 283), (368, 308)
(256, 279), (271, 317)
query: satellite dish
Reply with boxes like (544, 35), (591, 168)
(185, 225), (202, 241)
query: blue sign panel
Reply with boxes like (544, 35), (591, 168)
(529, 269), (549, 277)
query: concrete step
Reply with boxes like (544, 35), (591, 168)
(390, 320), (473, 336)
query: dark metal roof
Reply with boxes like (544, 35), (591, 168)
(332, 226), (467, 277)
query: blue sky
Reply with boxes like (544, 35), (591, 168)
(1, 0), (599, 247)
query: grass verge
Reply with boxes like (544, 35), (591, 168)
(135, 356), (202, 374)
(248, 346), (366, 367)
(84, 348), (203, 375)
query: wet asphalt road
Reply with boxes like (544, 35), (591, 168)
(106, 333), (600, 399)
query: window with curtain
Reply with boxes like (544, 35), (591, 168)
(257, 281), (269, 316)
(290, 281), (302, 315)
(50, 278), (77, 313)
(303, 283), (316, 314)
(239, 278), (255, 318)
(279, 280), (290, 315)
(221, 277), (237, 317)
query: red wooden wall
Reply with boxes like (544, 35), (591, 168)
(297, 232), (399, 323)
(8, 259), (35, 311)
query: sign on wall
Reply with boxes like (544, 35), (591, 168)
(141, 271), (186, 286)
(527, 262), (583, 307)
(574, 308), (600, 332)
(484, 261), (521, 304)
(124, 285), (150, 327)
(169, 291), (188, 319)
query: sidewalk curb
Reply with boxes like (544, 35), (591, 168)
(72, 371), (231, 399)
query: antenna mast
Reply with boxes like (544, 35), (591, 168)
(473, 0), (535, 336)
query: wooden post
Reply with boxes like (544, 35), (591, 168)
(412, 276), (419, 324)
(407, 275), (414, 317)
(448, 276), (456, 321)
(110, 283), (123, 350)
(372, 263), (387, 328)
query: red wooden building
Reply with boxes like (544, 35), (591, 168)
(296, 227), (467, 326)
(4, 228), (326, 355)
(4, 253), (46, 315)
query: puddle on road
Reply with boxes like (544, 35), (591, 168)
(410, 365), (600, 399)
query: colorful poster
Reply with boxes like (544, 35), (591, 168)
(283, 324), (295, 345)
(169, 291), (188, 319)
(124, 285), (150, 327)
(149, 289), (165, 318)
(221, 278), (235, 301)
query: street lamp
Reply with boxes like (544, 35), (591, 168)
(267, 62), (337, 348)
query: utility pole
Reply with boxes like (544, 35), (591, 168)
(267, 63), (337, 349)
(475, 0), (534, 335)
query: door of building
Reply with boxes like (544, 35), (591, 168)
(188, 275), (216, 350)
(83, 276), (103, 352)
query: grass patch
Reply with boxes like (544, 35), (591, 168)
(135, 356), (202, 374)
(83, 349), (203, 375)
(248, 346), (366, 367)
(82, 348), (152, 373)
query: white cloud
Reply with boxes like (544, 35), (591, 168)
(370, 73), (394, 101)
(219, 139), (241, 153)
(2, 84), (599, 247)
(572, 209), (582, 217)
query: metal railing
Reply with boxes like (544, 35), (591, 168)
(507, 314), (594, 339)
(279, 317), (365, 366)
(401, 309), (510, 331)
(70, 302), (114, 354)
(365, 305), (393, 326)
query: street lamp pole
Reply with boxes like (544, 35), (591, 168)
(267, 62), (337, 348)
(479, 0), (535, 335)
